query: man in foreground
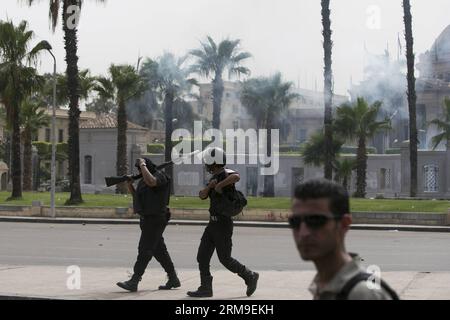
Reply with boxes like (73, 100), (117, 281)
(290, 179), (399, 300)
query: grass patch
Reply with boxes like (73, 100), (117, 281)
(0, 192), (449, 213)
(0, 192), (132, 208)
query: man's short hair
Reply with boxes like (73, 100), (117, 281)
(294, 179), (350, 217)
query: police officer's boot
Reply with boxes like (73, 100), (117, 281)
(116, 275), (141, 292)
(186, 275), (213, 298)
(158, 272), (181, 290)
(238, 268), (259, 297)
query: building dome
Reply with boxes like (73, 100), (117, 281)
(431, 25), (450, 57)
(0, 161), (8, 171)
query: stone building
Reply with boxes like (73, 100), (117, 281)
(0, 161), (8, 191)
(194, 81), (348, 145)
(194, 82), (255, 131)
(34, 108), (97, 181)
(285, 88), (348, 144)
(417, 25), (450, 150)
(141, 142), (450, 199)
(79, 114), (151, 193)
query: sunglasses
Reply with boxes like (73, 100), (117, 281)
(288, 214), (341, 230)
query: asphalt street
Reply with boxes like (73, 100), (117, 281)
(1, 222), (450, 272)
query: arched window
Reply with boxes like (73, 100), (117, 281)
(84, 156), (92, 184)
(424, 165), (439, 192)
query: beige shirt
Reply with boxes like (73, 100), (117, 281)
(308, 255), (394, 300)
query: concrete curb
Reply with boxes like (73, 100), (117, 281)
(0, 294), (56, 300)
(1, 215), (450, 232)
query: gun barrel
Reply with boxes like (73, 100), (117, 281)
(105, 174), (141, 187)
(104, 151), (200, 187)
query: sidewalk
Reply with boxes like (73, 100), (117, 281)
(1, 265), (449, 300)
(1, 215), (450, 232)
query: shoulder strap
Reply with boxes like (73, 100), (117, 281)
(336, 272), (400, 300)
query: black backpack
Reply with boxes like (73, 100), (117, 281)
(336, 272), (400, 300)
(219, 189), (248, 217)
(216, 170), (248, 217)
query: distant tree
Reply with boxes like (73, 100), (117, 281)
(26, 0), (107, 205)
(142, 53), (197, 192)
(125, 59), (161, 128)
(20, 98), (50, 191)
(240, 73), (298, 197)
(41, 69), (95, 108)
(85, 96), (116, 115)
(301, 130), (344, 167)
(190, 36), (251, 129)
(94, 64), (145, 194)
(334, 98), (390, 198)
(333, 157), (356, 191)
(173, 99), (200, 132)
(430, 98), (450, 150)
(0, 20), (48, 199)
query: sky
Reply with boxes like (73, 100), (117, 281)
(2, 0), (450, 96)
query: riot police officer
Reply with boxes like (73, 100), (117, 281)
(187, 148), (259, 298)
(117, 158), (180, 292)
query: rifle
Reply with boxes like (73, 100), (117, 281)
(104, 150), (201, 187)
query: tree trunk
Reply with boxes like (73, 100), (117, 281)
(403, 0), (418, 197)
(116, 98), (128, 194)
(321, 0), (334, 180)
(355, 135), (367, 198)
(10, 105), (22, 199)
(63, 1), (83, 205)
(212, 74), (224, 130)
(23, 128), (33, 191)
(5, 133), (11, 184)
(164, 93), (174, 194)
(343, 175), (349, 191)
(263, 114), (275, 197)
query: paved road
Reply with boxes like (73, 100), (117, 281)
(1, 222), (450, 271)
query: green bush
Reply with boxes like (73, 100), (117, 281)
(32, 141), (51, 156)
(57, 142), (68, 155)
(33, 142), (68, 160)
(385, 148), (401, 155)
(279, 145), (301, 153)
(341, 146), (377, 154)
(147, 144), (165, 154)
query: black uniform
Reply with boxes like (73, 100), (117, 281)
(197, 168), (247, 277)
(132, 170), (176, 278)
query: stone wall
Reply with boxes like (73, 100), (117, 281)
(0, 205), (449, 226)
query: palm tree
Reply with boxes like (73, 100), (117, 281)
(0, 20), (48, 199)
(190, 36), (251, 129)
(321, 0), (334, 180)
(94, 64), (145, 194)
(241, 73), (298, 197)
(41, 69), (95, 107)
(403, 0), (418, 197)
(301, 130), (344, 167)
(430, 98), (450, 150)
(333, 157), (356, 191)
(20, 98), (50, 191)
(334, 98), (390, 198)
(141, 54), (197, 192)
(25, 0), (106, 205)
